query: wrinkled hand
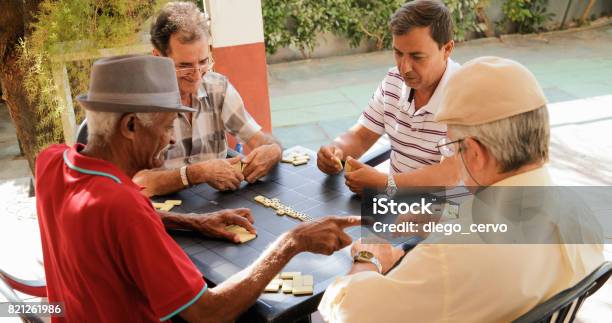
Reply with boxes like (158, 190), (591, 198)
(351, 238), (405, 274)
(189, 208), (256, 243)
(344, 157), (386, 195)
(197, 156), (244, 191)
(317, 144), (344, 175)
(289, 216), (361, 255)
(242, 144), (281, 183)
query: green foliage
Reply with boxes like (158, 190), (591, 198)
(262, 0), (344, 56)
(334, 0), (405, 50)
(17, 0), (166, 151)
(501, 0), (554, 34)
(445, 0), (489, 41)
(262, 0), (491, 56)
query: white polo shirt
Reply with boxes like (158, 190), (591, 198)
(359, 59), (461, 173)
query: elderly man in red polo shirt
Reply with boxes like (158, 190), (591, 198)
(35, 55), (359, 322)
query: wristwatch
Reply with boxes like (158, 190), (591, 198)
(386, 173), (398, 197)
(180, 166), (190, 187)
(353, 250), (383, 274)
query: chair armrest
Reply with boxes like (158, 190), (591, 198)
(0, 269), (46, 298)
(0, 275), (45, 323)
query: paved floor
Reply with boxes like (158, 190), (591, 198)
(269, 22), (612, 150)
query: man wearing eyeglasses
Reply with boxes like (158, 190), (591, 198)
(317, 0), (461, 195)
(134, 1), (282, 196)
(318, 56), (605, 323)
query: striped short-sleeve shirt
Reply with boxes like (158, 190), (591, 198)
(359, 59), (461, 174)
(164, 72), (261, 169)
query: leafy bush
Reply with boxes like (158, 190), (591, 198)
(501, 0), (554, 34)
(335, 0), (405, 50)
(262, 0), (490, 56)
(445, 0), (489, 41)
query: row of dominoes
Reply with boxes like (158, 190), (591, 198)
(264, 272), (314, 296)
(253, 195), (313, 222)
(281, 152), (310, 166)
(152, 199), (182, 212)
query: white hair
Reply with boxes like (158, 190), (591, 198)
(85, 110), (158, 144)
(449, 107), (550, 173)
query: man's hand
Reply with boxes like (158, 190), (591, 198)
(188, 208), (256, 243)
(242, 143), (281, 183)
(288, 216), (361, 255)
(351, 238), (405, 274)
(191, 156), (244, 191)
(344, 157), (386, 195)
(317, 144), (345, 174)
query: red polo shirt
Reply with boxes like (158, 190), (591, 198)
(35, 144), (206, 322)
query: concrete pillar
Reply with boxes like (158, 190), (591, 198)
(206, 0), (272, 137)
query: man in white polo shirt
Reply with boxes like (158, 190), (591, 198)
(317, 0), (460, 194)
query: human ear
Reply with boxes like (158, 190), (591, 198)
(119, 113), (137, 140)
(462, 137), (487, 172)
(442, 40), (454, 60)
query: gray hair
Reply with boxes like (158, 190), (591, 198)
(85, 111), (158, 143)
(150, 1), (210, 56)
(449, 107), (550, 173)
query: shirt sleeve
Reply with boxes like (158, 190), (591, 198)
(358, 80), (386, 135)
(115, 197), (207, 321)
(318, 244), (447, 323)
(221, 81), (262, 143)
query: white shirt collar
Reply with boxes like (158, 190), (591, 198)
(400, 58), (461, 115)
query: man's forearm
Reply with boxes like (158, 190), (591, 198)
(194, 233), (299, 321)
(158, 211), (196, 230)
(134, 164), (210, 197)
(333, 131), (372, 160)
(133, 168), (188, 197)
(394, 158), (460, 187)
(247, 131), (282, 150)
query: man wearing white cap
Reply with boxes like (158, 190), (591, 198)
(318, 56), (604, 322)
(35, 55), (360, 322)
(317, 0), (461, 195)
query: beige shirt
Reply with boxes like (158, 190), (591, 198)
(164, 72), (261, 169)
(318, 167), (604, 322)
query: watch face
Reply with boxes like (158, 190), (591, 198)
(358, 250), (374, 260)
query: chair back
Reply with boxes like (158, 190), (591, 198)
(513, 261), (612, 323)
(76, 119), (88, 145)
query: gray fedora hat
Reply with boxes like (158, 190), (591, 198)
(76, 55), (195, 113)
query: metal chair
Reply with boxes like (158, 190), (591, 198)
(0, 269), (46, 298)
(0, 274), (45, 323)
(75, 119), (88, 145)
(513, 261), (612, 323)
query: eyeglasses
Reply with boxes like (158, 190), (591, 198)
(436, 137), (464, 157)
(175, 57), (215, 77)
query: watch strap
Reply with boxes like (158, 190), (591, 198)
(180, 165), (190, 187)
(354, 251), (383, 274)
